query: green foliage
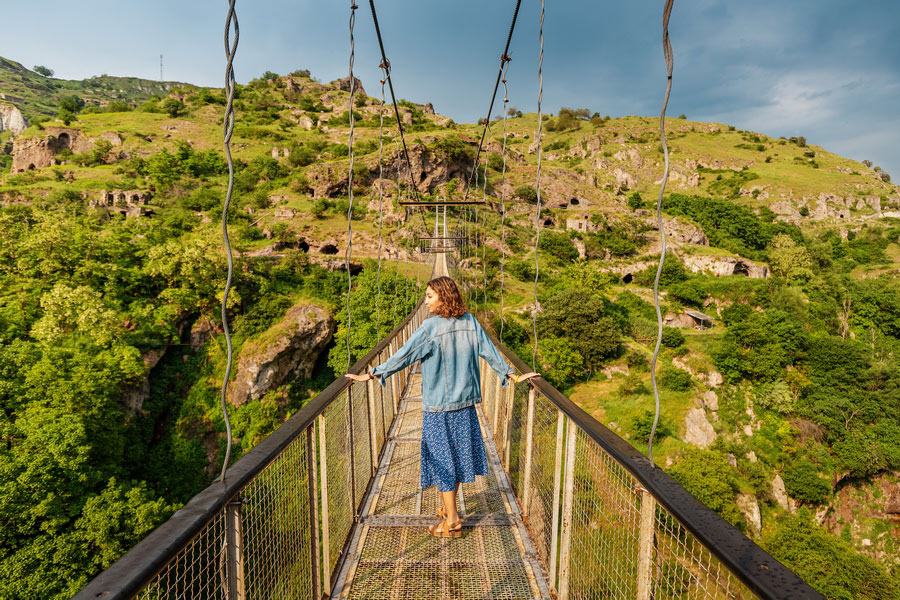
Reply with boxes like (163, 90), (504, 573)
(487, 152), (504, 171)
(538, 230), (578, 262)
(33, 65), (54, 77)
(754, 380), (794, 414)
(506, 258), (535, 282)
(428, 134), (473, 163)
(633, 254), (688, 287)
(764, 511), (900, 600)
(536, 336), (583, 388)
(631, 410), (672, 443)
(782, 462), (831, 505)
(57, 108), (76, 125)
(659, 366), (692, 391)
(662, 193), (800, 258)
(141, 141), (228, 190)
(768, 234), (814, 281)
(661, 326), (685, 348)
(327, 265), (421, 375)
(59, 94), (85, 113)
(514, 184), (538, 204)
(159, 97), (185, 118)
(669, 449), (744, 529)
(537, 290), (621, 369)
(713, 309), (808, 383)
(627, 191), (646, 210)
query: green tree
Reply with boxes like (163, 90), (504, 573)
(768, 234), (814, 281)
(160, 97), (186, 118)
(59, 95), (85, 114)
(33, 65), (54, 77)
(537, 289), (621, 369)
(536, 337), (583, 388)
(781, 462), (831, 505)
(57, 108), (76, 126)
(668, 449), (744, 529)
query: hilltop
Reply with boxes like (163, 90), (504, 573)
(0, 67), (898, 598)
(0, 55), (191, 123)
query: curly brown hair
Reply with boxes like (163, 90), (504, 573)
(427, 276), (467, 318)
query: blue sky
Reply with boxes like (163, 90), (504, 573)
(5, 0), (899, 177)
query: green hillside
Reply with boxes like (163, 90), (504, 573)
(0, 56), (192, 121)
(0, 65), (898, 599)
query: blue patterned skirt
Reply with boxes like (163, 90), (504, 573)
(420, 405), (488, 492)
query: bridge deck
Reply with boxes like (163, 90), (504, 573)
(331, 369), (552, 599)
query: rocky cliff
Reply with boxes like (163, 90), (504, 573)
(0, 103), (26, 134)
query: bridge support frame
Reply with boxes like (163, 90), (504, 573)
(521, 387), (537, 517)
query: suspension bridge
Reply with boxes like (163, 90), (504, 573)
(74, 0), (826, 597)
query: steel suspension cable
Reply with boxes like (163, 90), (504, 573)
(374, 71), (387, 337)
(499, 63), (510, 342)
(531, 0), (544, 371)
(648, 0), (676, 465)
(462, 0), (522, 202)
(218, 0), (239, 483)
(481, 144), (489, 319)
(344, 0), (359, 372)
(366, 0), (429, 232)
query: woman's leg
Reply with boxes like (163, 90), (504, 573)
(440, 482), (461, 524)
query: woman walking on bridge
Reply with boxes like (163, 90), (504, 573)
(347, 276), (537, 538)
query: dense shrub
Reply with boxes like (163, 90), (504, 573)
(661, 327), (685, 348)
(660, 366), (692, 391)
(537, 289), (621, 369)
(782, 462), (831, 505)
(538, 231), (578, 262)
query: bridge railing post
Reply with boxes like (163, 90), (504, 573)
(521, 387), (536, 517)
(557, 415), (577, 599)
(636, 488), (657, 600)
(316, 413), (331, 596)
(224, 499), (246, 600)
(305, 426), (321, 597)
(549, 409), (566, 589)
(366, 378), (378, 475)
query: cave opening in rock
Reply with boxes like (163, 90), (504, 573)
(569, 198), (580, 206)
(320, 244), (339, 255)
(543, 218), (554, 227)
(27, 164), (35, 171)
(733, 262), (750, 277)
(57, 132), (70, 148)
(622, 273), (633, 284)
(298, 240), (309, 252)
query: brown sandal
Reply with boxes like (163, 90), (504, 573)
(428, 518), (462, 538)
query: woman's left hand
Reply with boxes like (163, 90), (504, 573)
(508, 372), (541, 384)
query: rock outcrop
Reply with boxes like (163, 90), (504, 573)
(0, 103), (27, 134)
(228, 303), (334, 406)
(683, 407), (716, 448)
(682, 254), (768, 278)
(736, 493), (762, 535)
(10, 127), (122, 172)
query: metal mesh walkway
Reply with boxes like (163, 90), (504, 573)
(331, 369), (552, 600)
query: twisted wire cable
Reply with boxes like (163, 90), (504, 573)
(462, 0), (522, 202)
(531, 0), (544, 371)
(344, 0), (359, 372)
(218, 0), (239, 483)
(374, 72), (387, 336)
(649, 0), (676, 464)
(499, 62), (510, 342)
(481, 141), (488, 320)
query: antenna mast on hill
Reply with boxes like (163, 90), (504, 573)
(160, 54), (163, 81)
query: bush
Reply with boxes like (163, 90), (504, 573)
(506, 258), (535, 282)
(669, 449), (744, 528)
(627, 191), (646, 210)
(661, 327), (685, 348)
(538, 231), (578, 262)
(33, 65), (54, 77)
(487, 152), (504, 171)
(59, 95), (85, 113)
(537, 290), (621, 369)
(660, 366), (692, 391)
(782, 462), (831, 505)
(536, 337), (583, 388)
(514, 185), (538, 204)
(633, 254), (688, 287)
(631, 409), (672, 442)
(161, 98), (186, 118)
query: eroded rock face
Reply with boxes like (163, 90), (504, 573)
(0, 103), (27, 134)
(683, 407), (716, 448)
(228, 303), (334, 406)
(682, 254), (768, 279)
(736, 493), (762, 535)
(772, 474), (793, 512)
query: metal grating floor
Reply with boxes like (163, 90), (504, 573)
(331, 370), (551, 599)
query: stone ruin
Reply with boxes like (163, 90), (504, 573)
(91, 189), (154, 218)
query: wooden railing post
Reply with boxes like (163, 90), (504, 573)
(502, 376), (514, 467)
(549, 410), (565, 588)
(557, 416), (578, 599)
(366, 377), (378, 474)
(636, 489), (657, 600)
(305, 426), (320, 597)
(224, 499), (246, 600)
(317, 414), (331, 595)
(521, 387), (536, 517)
(346, 389), (357, 519)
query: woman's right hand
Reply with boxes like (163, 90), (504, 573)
(345, 372), (374, 382)
(508, 372), (541, 384)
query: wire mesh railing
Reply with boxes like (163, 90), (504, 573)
(451, 245), (822, 598)
(75, 298), (431, 600)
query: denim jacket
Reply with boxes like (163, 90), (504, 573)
(372, 313), (514, 412)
